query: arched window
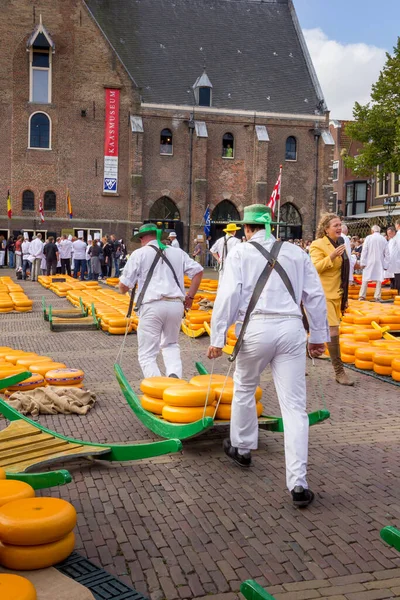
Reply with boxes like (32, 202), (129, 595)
(22, 190), (35, 211)
(160, 129), (173, 155)
(285, 136), (297, 161)
(222, 133), (234, 158)
(211, 200), (240, 222)
(279, 202), (302, 240)
(149, 196), (180, 220)
(29, 112), (51, 149)
(44, 190), (56, 211)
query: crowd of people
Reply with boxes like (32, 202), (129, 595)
(1, 231), (127, 281)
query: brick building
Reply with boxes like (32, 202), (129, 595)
(0, 0), (335, 249)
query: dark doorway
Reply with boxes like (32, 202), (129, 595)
(278, 203), (302, 240)
(147, 197), (183, 247)
(210, 200), (242, 243)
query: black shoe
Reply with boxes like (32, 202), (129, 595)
(291, 486), (314, 508)
(223, 438), (251, 467)
(169, 373), (179, 378)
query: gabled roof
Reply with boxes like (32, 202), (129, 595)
(27, 15), (55, 51)
(84, 0), (326, 115)
(193, 70), (213, 90)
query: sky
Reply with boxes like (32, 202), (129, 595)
(294, 0), (400, 119)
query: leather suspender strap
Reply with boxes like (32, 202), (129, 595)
(219, 236), (230, 271)
(134, 245), (183, 312)
(229, 241), (284, 362)
(249, 241), (296, 303)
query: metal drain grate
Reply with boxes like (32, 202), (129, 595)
(56, 552), (148, 600)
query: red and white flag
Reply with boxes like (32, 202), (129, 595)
(267, 166), (282, 217)
(39, 196), (45, 222)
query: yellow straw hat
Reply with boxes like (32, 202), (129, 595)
(223, 223), (241, 233)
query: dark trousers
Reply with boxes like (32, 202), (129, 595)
(73, 258), (87, 280)
(22, 259), (31, 280)
(46, 259), (57, 276)
(394, 273), (400, 295)
(61, 258), (71, 276)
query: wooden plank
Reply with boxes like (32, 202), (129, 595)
(0, 440), (83, 468)
(6, 445), (110, 473)
(0, 437), (73, 462)
(0, 431), (56, 452)
(0, 420), (42, 442)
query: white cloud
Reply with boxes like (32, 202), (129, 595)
(303, 28), (387, 120)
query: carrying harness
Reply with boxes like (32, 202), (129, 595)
(229, 240), (299, 362)
(219, 236), (233, 271)
(134, 245), (182, 312)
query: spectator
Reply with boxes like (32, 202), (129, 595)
(58, 235), (73, 276)
(103, 236), (113, 278)
(0, 236), (6, 268)
(114, 238), (123, 277)
(192, 239), (202, 263)
(6, 235), (15, 268)
(15, 234), (23, 271)
(168, 232), (180, 248)
(44, 236), (59, 276)
(86, 235), (93, 280)
(88, 239), (102, 280)
(29, 233), (44, 282)
(21, 233), (31, 280)
(359, 225), (390, 302)
(72, 232), (87, 280)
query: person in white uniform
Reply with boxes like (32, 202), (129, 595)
(58, 235), (73, 276)
(119, 224), (203, 378)
(340, 224), (355, 284)
(72, 232), (87, 280)
(210, 223), (241, 277)
(207, 204), (329, 508)
(168, 232), (180, 248)
(359, 225), (390, 301)
(390, 221), (400, 294)
(29, 233), (44, 282)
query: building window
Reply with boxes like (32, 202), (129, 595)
(29, 112), (51, 149)
(160, 129), (173, 155)
(22, 190), (35, 211)
(332, 160), (339, 181)
(285, 136), (297, 161)
(222, 133), (234, 158)
(346, 182), (367, 216)
(392, 173), (400, 195)
(30, 48), (51, 104)
(332, 192), (338, 213)
(198, 87), (211, 107)
(377, 166), (389, 197)
(44, 190), (56, 211)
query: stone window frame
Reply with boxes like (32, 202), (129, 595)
(160, 129), (173, 156)
(332, 160), (339, 182)
(28, 111), (52, 150)
(29, 46), (52, 104)
(285, 136), (297, 162)
(44, 190), (57, 212)
(22, 190), (35, 212)
(222, 132), (235, 159)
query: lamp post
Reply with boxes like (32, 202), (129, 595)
(383, 196), (399, 226)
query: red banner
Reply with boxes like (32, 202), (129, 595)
(103, 88), (120, 193)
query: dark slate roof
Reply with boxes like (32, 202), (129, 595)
(84, 0), (325, 114)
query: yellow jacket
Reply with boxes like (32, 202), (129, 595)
(309, 236), (342, 301)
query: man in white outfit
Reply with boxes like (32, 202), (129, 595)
(119, 223), (203, 378)
(340, 224), (355, 284)
(207, 204), (329, 508)
(58, 235), (73, 276)
(210, 223), (241, 277)
(393, 220), (400, 294)
(72, 232), (87, 280)
(29, 233), (44, 281)
(168, 232), (180, 248)
(359, 225), (390, 301)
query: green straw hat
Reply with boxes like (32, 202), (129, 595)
(239, 204), (279, 239)
(132, 223), (168, 249)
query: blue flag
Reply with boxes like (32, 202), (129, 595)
(203, 206), (211, 236)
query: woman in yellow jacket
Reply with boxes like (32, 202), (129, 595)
(309, 213), (353, 386)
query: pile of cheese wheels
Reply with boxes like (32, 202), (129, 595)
(67, 288), (137, 334)
(0, 346), (85, 396)
(105, 277), (119, 287)
(184, 309), (212, 333)
(0, 277), (33, 313)
(0, 469), (76, 572)
(38, 274), (100, 296)
(347, 283), (397, 301)
(140, 375), (263, 422)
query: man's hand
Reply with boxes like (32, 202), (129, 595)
(119, 282), (129, 295)
(184, 295), (193, 311)
(308, 343), (326, 358)
(207, 346), (223, 359)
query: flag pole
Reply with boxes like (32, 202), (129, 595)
(276, 165), (283, 239)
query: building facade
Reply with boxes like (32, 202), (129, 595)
(0, 0), (335, 249)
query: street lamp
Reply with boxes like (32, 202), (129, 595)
(383, 196), (400, 226)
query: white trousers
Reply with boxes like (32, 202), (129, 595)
(0, 251), (5, 266)
(137, 300), (184, 378)
(31, 258), (41, 281)
(231, 317), (309, 491)
(359, 278), (381, 300)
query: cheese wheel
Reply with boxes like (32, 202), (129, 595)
(0, 497), (76, 546)
(392, 370), (400, 382)
(392, 358), (400, 371)
(7, 374), (45, 391)
(140, 377), (187, 399)
(213, 384), (262, 404)
(162, 405), (214, 423)
(354, 359), (373, 370)
(0, 481), (35, 507)
(354, 346), (376, 361)
(189, 374), (234, 389)
(216, 401), (263, 421)
(0, 468), (5, 480)
(141, 394), (165, 414)
(373, 351), (399, 366)
(0, 531), (75, 571)
(163, 384), (216, 406)
(340, 353), (355, 364)
(107, 318), (130, 328)
(108, 326), (133, 335)
(0, 574), (37, 600)
(373, 364), (392, 376)
(45, 368), (85, 385)
(28, 362), (67, 377)
(380, 316), (400, 324)
(4, 353), (35, 365)
(355, 329), (382, 340)
(16, 356), (51, 367)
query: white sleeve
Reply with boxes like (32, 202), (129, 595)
(210, 249), (242, 348)
(183, 253), (203, 279)
(210, 239), (220, 254)
(301, 254), (330, 344)
(360, 237), (368, 267)
(383, 241), (390, 271)
(119, 251), (140, 289)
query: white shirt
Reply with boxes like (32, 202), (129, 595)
(210, 231), (329, 347)
(72, 239), (87, 260)
(210, 234), (241, 268)
(58, 240), (73, 259)
(120, 240), (203, 305)
(170, 239), (180, 248)
(21, 241), (31, 259)
(387, 232), (400, 276)
(342, 234), (354, 282)
(360, 232), (390, 282)
(29, 237), (44, 259)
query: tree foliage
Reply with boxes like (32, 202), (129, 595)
(344, 37), (400, 179)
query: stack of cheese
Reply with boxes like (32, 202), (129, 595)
(140, 375), (263, 422)
(0, 471), (76, 571)
(0, 277), (33, 313)
(67, 288), (137, 334)
(0, 346), (85, 395)
(0, 573), (37, 600)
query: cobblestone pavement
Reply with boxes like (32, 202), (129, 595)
(1, 271), (400, 600)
